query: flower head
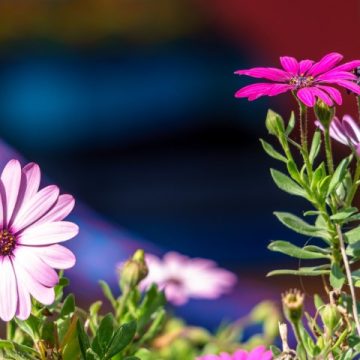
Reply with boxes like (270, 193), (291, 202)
(196, 346), (272, 360)
(0, 159), (78, 321)
(235, 53), (360, 107)
(316, 114), (360, 155)
(140, 251), (237, 305)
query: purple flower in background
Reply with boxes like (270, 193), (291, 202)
(235, 53), (360, 107)
(316, 115), (360, 155)
(140, 251), (237, 305)
(0, 160), (78, 321)
(196, 346), (272, 360)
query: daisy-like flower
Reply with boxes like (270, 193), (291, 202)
(316, 115), (360, 155)
(196, 346), (272, 360)
(140, 251), (237, 305)
(235, 52), (360, 107)
(0, 159), (78, 321)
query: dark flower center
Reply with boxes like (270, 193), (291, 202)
(0, 229), (16, 256)
(166, 277), (183, 287)
(289, 75), (314, 89)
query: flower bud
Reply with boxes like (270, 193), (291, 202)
(320, 304), (341, 334)
(265, 109), (285, 136)
(282, 289), (304, 324)
(314, 100), (335, 129)
(120, 249), (149, 289)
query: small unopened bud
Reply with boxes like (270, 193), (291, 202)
(265, 109), (285, 136)
(314, 100), (335, 128)
(321, 304), (341, 335)
(282, 289), (304, 324)
(120, 249), (149, 289)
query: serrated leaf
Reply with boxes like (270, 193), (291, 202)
(260, 139), (287, 162)
(274, 212), (329, 239)
(105, 320), (137, 359)
(270, 169), (306, 197)
(268, 240), (328, 259)
(330, 263), (345, 290)
(327, 157), (350, 196)
(309, 130), (321, 163)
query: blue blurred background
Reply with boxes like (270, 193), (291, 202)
(1, 0), (360, 328)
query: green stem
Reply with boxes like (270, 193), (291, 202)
(292, 321), (308, 359)
(346, 159), (360, 206)
(336, 224), (360, 337)
(116, 286), (131, 320)
(324, 127), (334, 175)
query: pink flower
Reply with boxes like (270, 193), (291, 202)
(316, 115), (360, 155)
(0, 159), (78, 321)
(235, 53), (360, 107)
(140, 251), (237, 305)
(197, 346), (272, 360)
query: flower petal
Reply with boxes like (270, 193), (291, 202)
(1, 160), (22, 226)
(36, 194), (75, 224)
(308, 52), (343, 77)
(12, 185), (59, 233)
(0, 257), (17, 321)
(316, 85), (342, 105)
(342, 115), (360, 144)
(12, 258), (55, 305)
(311, 87), (334, 106)
(299, 59), (314, 74)
(331, 60), (360, 72)
(14, 246), (58, 287)
(15, 275), (31, 320)
(317, 70), (357, 81)
(326, 79), (360, 95)
(22, 163), (41, 203)
(31, 244), (76, 269)
(329, 118), (349, 145)
(235, 83), (289, 100)
(234, 67), (290, 81)
(280, 56), (299, 74)
(297, 88), (316, 107)
(18, 221), (79, 245)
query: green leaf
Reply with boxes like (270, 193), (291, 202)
(265, 109), (285, 136)
(274, 212), (329, 239)
(77, 320), (90, 360)
(345, 226), (360, 244)
(86, 348), (101, 360)
(314, 294), (324, 309)
(330, 263), (345, 290)
(97, 314), (115, 354)
(259, 139), (287, 162)
(267, 268), (330, 277)
(268, 240), (329, 259)
(15, 315), (40, 340)
(309, 130), (321, 163)
(286, 160), (301, 182)
(285, 111), (295, 136)
(99, 280), (117, 309)
(270, 345), (282, 357)
(327, 157), (350, 196)
(61, 294), (76, 317)
(105, 320), (137, 359)
(330, 207), (358, 221)
(346, 241), (360, 258)
(270, 169), (306, 197)
(318, 175), (331, 197)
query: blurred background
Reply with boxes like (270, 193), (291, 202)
(1, 0), (360, 328)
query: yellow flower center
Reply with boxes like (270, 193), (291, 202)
(289, 75), (314, 89)
(0, 229), (16, 256)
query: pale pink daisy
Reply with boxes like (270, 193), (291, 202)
(235, 52), (360, 107)
(316, 115), (360, 155)
(0, 159), (78, 321)
(140, 251), (237, 305)
(196, 346), (272, 360)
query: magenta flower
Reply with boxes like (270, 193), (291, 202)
(140, 251), (237, 305)
(235, 53), (360, 107)
(316, 114), (360, 155)
(0, 159), (78, 321)
(196, 346), (272, 360)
